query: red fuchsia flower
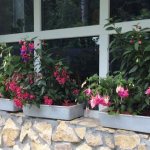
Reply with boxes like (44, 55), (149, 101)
(22, 92), (30, 99)
(56, 77), (66, 85)
(29, 94), (35, 100)
(53, 71), (59, 77)
(14, 98), (23, 108)
(29, 43), (34, 50)
(9, 82), (17, 92)
(21, 45), (27, 51)
(19, 40), (23, 45)
(16, 87), (22, 95)
(84, 88), (92, 96)
(145, 87), (150, 96)
(73, 89), (79, 95)
(44, 96), (53, 105)
(54, 66), (70, 85)
(130, 39), (134, 44)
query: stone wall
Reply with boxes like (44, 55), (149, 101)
(0, 111), (149, 150)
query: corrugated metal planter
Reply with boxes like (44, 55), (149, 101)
(0, 98), (21, 112)
(84, 109), (150, 133)
(23, 103), (84, 120)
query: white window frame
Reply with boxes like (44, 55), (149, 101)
(0, 0), (149, 77)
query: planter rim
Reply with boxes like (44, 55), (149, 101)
(0, 98), (12, 101)
(24, 103), (82, 109)
(100, 111), (150, 119)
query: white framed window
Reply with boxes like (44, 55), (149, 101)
(0, 0), (149, 79)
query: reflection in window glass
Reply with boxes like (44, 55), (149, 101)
(6, 43), (20, 56)
(0, 0), (33, 35)
(42, 0), (99, 30)
(44, 37), (99, 83)
(111, 0), (150, 22)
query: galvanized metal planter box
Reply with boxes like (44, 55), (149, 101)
(84, 110), (150, 133)
(0, 98), (21, 112)
(23, 104), (84, 120)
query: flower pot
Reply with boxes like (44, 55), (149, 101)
(84, 110), (150, 133)
(98, 105), (108, 112)
(99, 111), (150, 133)
(23, 103), (84, 120)
(0, 98), (21, 112)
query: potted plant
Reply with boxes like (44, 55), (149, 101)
(0, 43), (23, 111)
(11, 40), (84, 120)
(81, 73), (150, 133)
(82, 24), (150, 133)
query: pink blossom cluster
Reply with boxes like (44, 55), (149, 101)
(44, 96), (53, 105)
(145, 87), (150, 96)
(53, 66), (70, 85)
(116, 85), (129, 98)
(84, 88), (110, 108)
(19, 40), (34, 62)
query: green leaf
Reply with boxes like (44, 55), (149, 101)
(145, 99), (150, 105)
(129, 65), (138, 74)
(106, 26), (115, 30)
(144, 45), (150, 51)
(134, 42), (139, 50)
(116, 27), (122, 33)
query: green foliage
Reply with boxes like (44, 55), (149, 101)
(79, 73), (148, 115)
(108, 24), (150, 89)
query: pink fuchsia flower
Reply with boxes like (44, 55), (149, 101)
(145, 87), (150, 96)
(84, 88), (92, 96)
(89, 94), (102, 108)
(116, 85), (124, 93)
(29, 94), (35, 100)
(102, 95), (110, 106)
(116, 85), (129, 99)
(14, 98), (23, 108)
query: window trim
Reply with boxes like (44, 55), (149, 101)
(0, 0), (149, 77)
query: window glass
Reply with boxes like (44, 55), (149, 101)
(44, 36), (99, 83)
(110, 0), (150, 22)
(42, 0), (99, 30)
(0, 0), (34, 35)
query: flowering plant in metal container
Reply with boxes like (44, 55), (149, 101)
(79, 73), (150, 115)
(5, 40), (81, 108)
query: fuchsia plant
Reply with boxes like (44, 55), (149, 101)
(78, 73), (150, 114)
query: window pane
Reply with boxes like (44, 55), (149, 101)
(0, 0), (34, 35)
(111, 0), (150, 22)
(42, 0), (99, 30)
(44, 36), (99, 83)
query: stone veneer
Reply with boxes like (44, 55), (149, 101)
(0, 111), (149, 150)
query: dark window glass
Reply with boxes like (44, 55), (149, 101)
(0, 0), (34, 35)
(42, 0), (99, 30)
(44, 36), (99, 83)
(111, 0), (150, 22)
(6, 42), (20, 56)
